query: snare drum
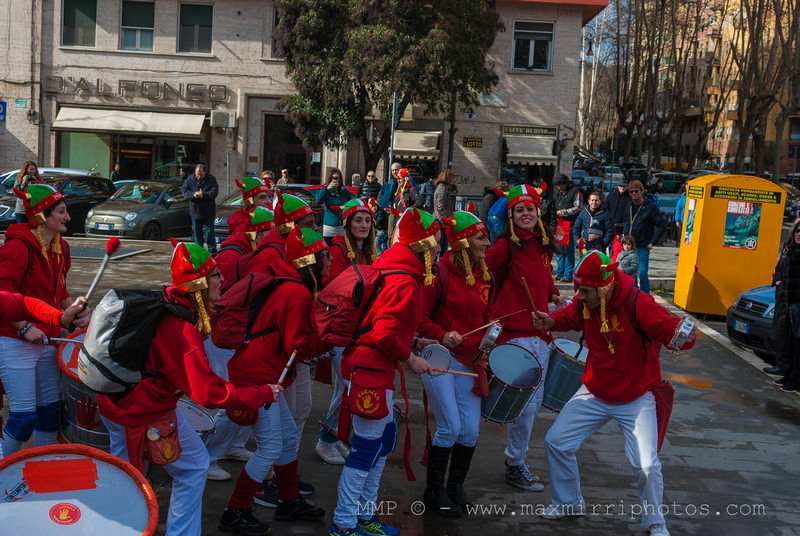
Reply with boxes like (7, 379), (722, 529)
(668, 316), (695, 351)
(542, 338), (589, 412)
(479, 323), (503, 353)
(57, 330), (110, 452)
(176, 399), (215, 445)
(480, 344), (543, 423)
(420, 344), (453, 376)
(0, 444), (158, 535)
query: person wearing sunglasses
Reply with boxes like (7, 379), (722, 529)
(621, 180), (666, 293)
(770, 218), (800, 392)
(357, 170), (381, 202)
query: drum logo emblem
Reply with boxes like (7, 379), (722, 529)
(49, 503), (81, 525)
(4, 480), (29, 502)
(356, 389), (380, 415)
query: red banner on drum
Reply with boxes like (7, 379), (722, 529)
(22, 458), (98, 493)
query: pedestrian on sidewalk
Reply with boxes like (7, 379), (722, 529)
(617, 235), (639, 281)
(772, 218), (800, 391)
(181, 164), (219, 255)
(532, 248), (697, 536)
(622, 180), (666, 293)
(554, 174), (584, 282)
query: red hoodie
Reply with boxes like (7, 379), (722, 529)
(342, 243), (426, 389)
(97, 285), (276, 428)
(227, 207), (250, 236)
(227, 261), (332, 389)
(0, 291), (64, 327)
(549, 272), (696, 403)
(0, 223), (71, 338)
(246, 231), (287, 275)
(216, 231), (253, 282)
(417, 252), (493, 366)
(485, 228), (558, 343)
(323, 234), (371, 286)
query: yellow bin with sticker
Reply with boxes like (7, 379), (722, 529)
(674, 175), (785, 315)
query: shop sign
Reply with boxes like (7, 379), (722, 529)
(44, 76), (228, 103)
(502, 125), (557, 137)
(462, 137), (482, 148)
(710, 186), (781, 204)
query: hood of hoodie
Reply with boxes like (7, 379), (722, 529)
(220, 231), (253, 252)
(373, 242), (425, 280)
(4, 223), (42, 250)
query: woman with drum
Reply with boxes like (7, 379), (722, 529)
(315, 198), (377, 465)
(416, 210), (493, 516)
(0, 184), (90, 457)
(96, 241), (283, 536)
(222, 227), (332, 531)
(485, 184), (564, 493)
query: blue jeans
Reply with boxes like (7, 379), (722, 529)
(192, 218), (216, 253)
(636, 247), (651, 293)
(556, 232), (576, 279)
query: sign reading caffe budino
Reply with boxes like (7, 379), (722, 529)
(44, 76), (228, 103)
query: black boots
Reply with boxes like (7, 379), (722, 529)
(447, 443), (476, 513)
(422, 445), (461, 517)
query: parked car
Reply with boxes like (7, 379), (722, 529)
(213, 184), (323, 243)
(85, 180), (192, 241)
(726, 285), (776, 364)
(0, 167), (102, 194)
(570, 169), (589, 186)
(777, 182), (800, 221)
(601, 166), (624, 181)
(650, 172), (687, 194)
(0, 174), (114, 234)
(619, 161), (645, 176)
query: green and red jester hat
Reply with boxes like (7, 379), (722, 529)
(14, 182), (64, 226)
(285, 226), (328, 269)
(573, 248), (619, 334)
(236, 176), (271, 208)
(440, 209), (491, 285)
(170, 238), (217, 292)
(272, 189), (316, 234)
(505, 183), (549, 245)
(396, 207), (440, 286)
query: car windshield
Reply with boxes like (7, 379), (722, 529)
(221, 191), (244, 207)
(111, 182), (167, 204)
(779, 182), (800, 202)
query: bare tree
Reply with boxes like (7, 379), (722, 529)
(771, 0), (800, 176)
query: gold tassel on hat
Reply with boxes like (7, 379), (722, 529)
(345, 233), (357, 262)
(368, 226), (377, 262)
(35, 225), (48, 258)
(583, 304), (591, 320)
(537, 208), (549, 245)
(479, 258), (491, 282)
(309, 270), (320, 301)
(189, 291), (212, 338)
(423, 249), (434, 286)
(508, 209), (521, 245)
(460, 249), (475, 286)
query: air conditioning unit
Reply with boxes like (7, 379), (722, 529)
(210, 110), (236, 128)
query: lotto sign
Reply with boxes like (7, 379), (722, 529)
(722, 200), (760, 250)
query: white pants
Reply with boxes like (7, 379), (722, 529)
(242, 397), (298, 481)
(421, 359), (481, 447)
(103, 412), (209, 536)
(504, 336), (551, 466)
(322, 347), (346, 438)
(284, 363), (312, 450)
(203, 339), (251, 458)
(544, 386), (664, 529)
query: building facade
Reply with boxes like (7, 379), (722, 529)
(0, 0), (605, 197)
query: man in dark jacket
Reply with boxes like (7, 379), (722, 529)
(572, 190), (614, 251)
(357, 170), (382, 201)
(554, 174), (584, 282)
(181, 164), (219, 254)
(605, 180), (632, 235)
(622, 180), (666, 293)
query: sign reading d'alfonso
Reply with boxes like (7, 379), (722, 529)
(710, 186), (782, 204)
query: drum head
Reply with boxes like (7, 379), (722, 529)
(56, 329), (87, 382)
(420, 344), (452, 376)
(176, 399), (214, 434)
(0, 444), (158, 535)
(553, 338), (589, 364)
(487, 344), (542, 389)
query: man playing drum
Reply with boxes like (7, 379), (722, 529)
(532, 248), (696, 536)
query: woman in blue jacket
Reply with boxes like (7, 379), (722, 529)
(316, 168), (355, 244)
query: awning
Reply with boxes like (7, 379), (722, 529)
(52, 107), (206, 137)
(392, 130), (440, 160)
(505, 136), (557, 165)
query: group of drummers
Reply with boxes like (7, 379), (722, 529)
(0, 172), (696, 536)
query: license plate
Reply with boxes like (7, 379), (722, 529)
(733, 320), (749, 334)
(95, 223), (111, 231)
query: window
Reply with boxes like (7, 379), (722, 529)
(512, 21), (554, 72)
(179, 4), (213, 53)
(63, 0), (96, 47)
(121, 1), (155, 51)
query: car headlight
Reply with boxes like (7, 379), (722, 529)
(124, 211), (138, 222)
(765, 304), (774, 319)
(87, 209), (94, 219)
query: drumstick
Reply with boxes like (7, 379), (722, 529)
(460, 309), (528, 338)
(429, 368), (478, 378)
(46, 337), (83, 345)
(278, 349), (298, 385)
(520, 276), (537, 314)
(83, 237), (121, 307)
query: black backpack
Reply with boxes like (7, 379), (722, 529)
(78, 288), (195, 395)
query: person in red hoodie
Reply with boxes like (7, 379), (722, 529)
(329, 208), (436, 536)
(416, 209), (494, 517)
(532, 249), (696, 536)
(222, 227), (333, 533)
(205, 205), (276, 482)
(0, 183), (89, 456)
(96, 240), (282, 536)
(316, 198), (377, 465)
(226, 176), (272, 236)
(485, 183), (564, 493)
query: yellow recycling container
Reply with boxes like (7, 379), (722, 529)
(674, 174), (785, 315)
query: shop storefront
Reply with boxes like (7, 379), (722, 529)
(501, 124), (558, 186)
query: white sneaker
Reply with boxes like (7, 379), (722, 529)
(222, 446), (254, 462)
(315, 439), (346, 465)
(207, 461), (231, 481)
(539, 504), (585, 520)
(649, 524), (670, 536)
